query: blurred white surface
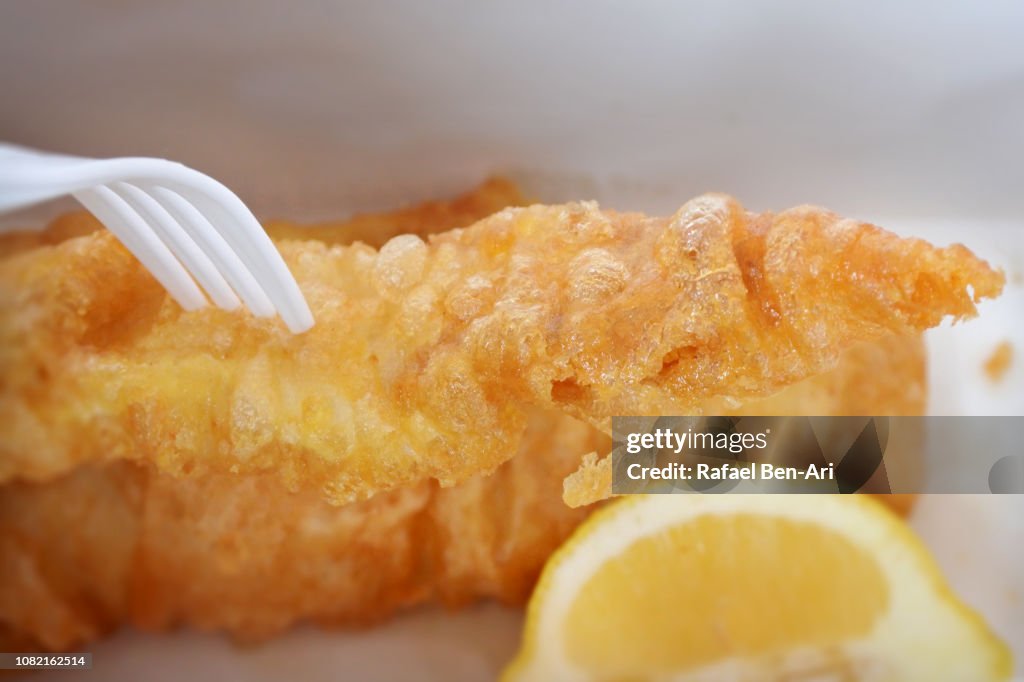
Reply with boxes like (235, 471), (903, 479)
(1, 1), (1023, 222)
(28, 605), (524, 682)
(2, 0), (1022, 679)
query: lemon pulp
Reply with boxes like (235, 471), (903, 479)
(564, 514), (888, 676)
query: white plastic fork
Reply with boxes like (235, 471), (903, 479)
(0, 143), (314, 333)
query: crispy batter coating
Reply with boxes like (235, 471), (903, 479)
(0, 411), (603, 650)
(1, 332), (925, 650)
(131, 410), (603, 639)
(562, 334), (927, 508)
(0, 462), (144, 650)
(0, 195), (1002, 504)
(1, 188), (971, 651)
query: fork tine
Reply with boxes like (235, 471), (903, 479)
(155, 176), (314, 332)
(113, 182), (241, 311)
(73, 186), (207, 311)
(145, 186), (276, 318)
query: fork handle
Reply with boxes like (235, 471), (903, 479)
(0, 145), (171, 213)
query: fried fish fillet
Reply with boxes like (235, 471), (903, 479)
(0, 339), (922, 651)
(0, 195), (1002, 503)
(0, 179), (563, 649)
(0, 411), (604, 650)
(0, 189), (969, 651)
(128, 337), (924, 635)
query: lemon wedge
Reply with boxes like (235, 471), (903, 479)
(504, 495), (1011, 681)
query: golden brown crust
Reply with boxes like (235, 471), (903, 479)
(1, 334), (925, 649)
(0, 248), (936, 651)
(561, 334), (927, 507)
(0, 411), (603, 649)
(562, 452), (611, 510)
(0, 196), (1002, 503)
(1, 178), (536, 650)
(0, 462), (144, 649)
(0, 191), (999, 651)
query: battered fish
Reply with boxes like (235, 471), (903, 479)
(0, 411), (604, 650)
(0, 195), (1001, 502)
(0, 191), (999, 651)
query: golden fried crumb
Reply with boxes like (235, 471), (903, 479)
(562, 452), (610, 510)
(983, 340), (1014, 383)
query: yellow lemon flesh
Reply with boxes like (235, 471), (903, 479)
(504, 495), (1010, 682)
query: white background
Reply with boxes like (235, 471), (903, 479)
(1, 1), (1022, 679)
